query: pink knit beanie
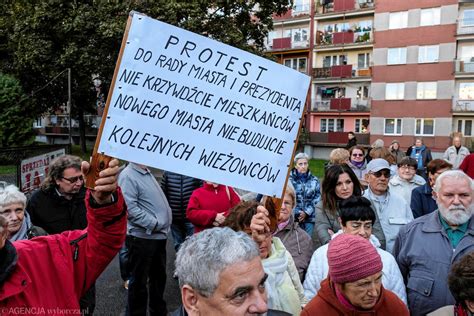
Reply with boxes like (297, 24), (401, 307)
(327, 234), (383, 283)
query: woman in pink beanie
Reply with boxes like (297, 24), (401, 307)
(301, 234), (409, 315)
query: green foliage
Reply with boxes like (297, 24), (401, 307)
(0, 0), (292, 117)
(309, 159), (327, 179)
(0, 73), (35, 147)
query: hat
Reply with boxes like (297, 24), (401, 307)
(391, 139), (399, 145)
(327, 234), (383, 283)
(366, 158), (390, 173)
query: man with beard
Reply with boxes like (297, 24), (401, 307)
(393, 170), (474, 316)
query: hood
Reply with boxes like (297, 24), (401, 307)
(389, 174), (425, 187)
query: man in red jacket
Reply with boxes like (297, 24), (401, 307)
(0, 158), (126, 314)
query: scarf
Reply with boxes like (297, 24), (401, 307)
(10, 212), (32, 242)
(0, 240), (18, 286)
(351, 160), (365, 168)
(275, 219), (290, 234)
(410, 145), (426, 170)
(335, 284), (356, 311)
(454, 303), (470, 316)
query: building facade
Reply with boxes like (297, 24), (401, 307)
(268, 0), (473, 158)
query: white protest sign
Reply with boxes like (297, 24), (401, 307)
(98, 12), (311, 196)
(20, 149), (65, 192)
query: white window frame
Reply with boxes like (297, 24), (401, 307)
(358, 53), (370, 69)
(385, 83), (405, 100)
(33, 117), (43, 128)
(284, 57), (307, 73)
(462, 9), (474, 27)
(420, 7), (441, 27)
(384, 118), (403, 135)
(459, 82), (474, 100)
(418, 45), (439, 63)
(389, 11), (408, 29)
(387, 47), (407, 65)
(416, 82), (438, 99)
(320, 118), (344, 133)
(415, 118), (435, 136)
(293, 0), (310, 14)
(457, 119), (473, 136)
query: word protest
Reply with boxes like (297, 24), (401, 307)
(20, 149), (65, 193)
(98, 12), (310, 196)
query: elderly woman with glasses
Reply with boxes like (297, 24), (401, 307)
(304, 196), (406, 305)
(301, 233), (409, 315)
(347, 146), (368, 187)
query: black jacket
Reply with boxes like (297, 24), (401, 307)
(161, 171), (202, 222)
(27, 186), (87, 234)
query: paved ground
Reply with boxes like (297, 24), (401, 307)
(94, 236), (181, 315)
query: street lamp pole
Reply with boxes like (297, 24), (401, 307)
(67, 68), (72, 150)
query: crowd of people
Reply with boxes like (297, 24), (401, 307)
(0, 132), (473, 315)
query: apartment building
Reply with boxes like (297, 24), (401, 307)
(268, 0), (474, 157)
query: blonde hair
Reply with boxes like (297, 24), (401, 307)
(329, 148), (350, 164)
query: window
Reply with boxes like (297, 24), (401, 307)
(323, 55), (347, 67)
(389, 11), (408, 29)
(385, 83), (405, 100)
(457, 119), (473, 136)
(415, 119), (434, 136)
(420, 8), (440, 26)
(417, 82), (437, 99)
(384, 118), (402, 135)
(358, 53), (370, 68)
(267, 31), (276, 47)
(357, 86), (369, 99)
(462, 10), (474, 27)
(459, 82), (474, 100)
(387, 47), (407, 65)
(293, 0), (310, 14)
(284, 58), (307, 73)
(320, 118), (344, 132)
(355, 118), (369, 133)
(33, 118), (42, 128)
(418, 45), (439, 63)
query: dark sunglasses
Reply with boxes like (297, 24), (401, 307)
(62, 175), (84, 183)
(352, 154), (364, 157)
(370, 170), (390, 178)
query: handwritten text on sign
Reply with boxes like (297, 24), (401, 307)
(99, 13), (311, 196)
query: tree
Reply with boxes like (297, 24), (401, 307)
(0, 0), (291, 152)
(0, 73), (35, 147)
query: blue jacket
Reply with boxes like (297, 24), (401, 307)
(410, 183), (437, 219)
(393, 211), (474, 316)
(289, 169), (321, 223)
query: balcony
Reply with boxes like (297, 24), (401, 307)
(270, 37), (309, 50)
(313, 66), (371, 79)
(309, 132), (370, 145)
(453, 100), (474, 112)
(312, 98), (370, 112)
(35, 115), (100, 137)
(457, 19), (474, 36)
(316, 0), (374, 15)
(316, 30), (372, 47)
(455, 59), (474, 73)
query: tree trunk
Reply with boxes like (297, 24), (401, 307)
(78, 108), (87, 154)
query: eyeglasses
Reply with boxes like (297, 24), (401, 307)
(370, 170), (391, 178)
(400, 165), (416, 171)
(352, 154), (364, 157)
(61, 175), (84, 184)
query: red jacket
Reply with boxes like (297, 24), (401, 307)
(301, 278), (409, 316)
(459, 153), (474, 179)
(186, 183), (240, 233)
(0, 189), (126, 315)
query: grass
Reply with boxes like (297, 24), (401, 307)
(0, 165), (16, 175)
(309, 159), (327, 179)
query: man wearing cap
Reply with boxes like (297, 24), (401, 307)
(301, 234), (409, 315)
(393, 170), (474, 315)
(363, 158), (413, 252)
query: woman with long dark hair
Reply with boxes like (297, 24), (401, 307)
(314, 164), (386, 248)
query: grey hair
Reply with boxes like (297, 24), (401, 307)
(175, 227), (259, 297)
(41, 155), (82, 190)
(0, 184), (26, 208)
(372, 139), (385, 148)
(433, 170), (474, 193)
(294, 152), (309, 164)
